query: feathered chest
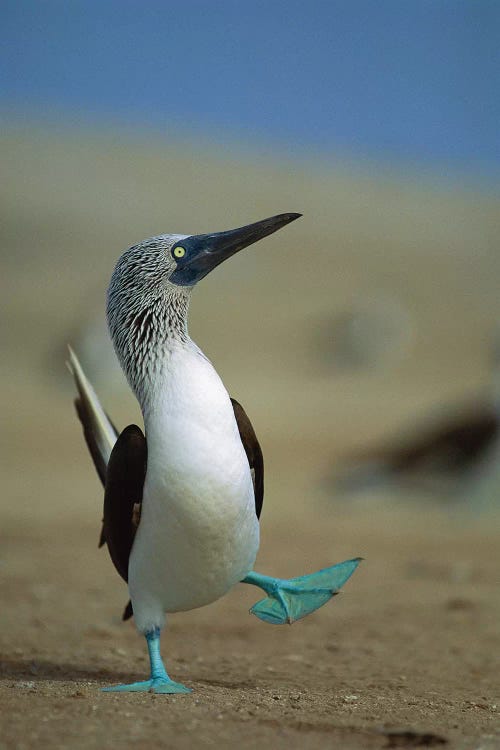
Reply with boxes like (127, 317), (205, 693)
(142, 345), (253, 511)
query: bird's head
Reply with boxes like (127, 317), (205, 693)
(106, 213), (301, 398)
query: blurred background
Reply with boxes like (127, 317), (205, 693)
(1, 2), (499, 745)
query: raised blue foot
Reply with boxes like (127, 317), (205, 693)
(242, 557), (362, 624)
(101, 627), (191, 694)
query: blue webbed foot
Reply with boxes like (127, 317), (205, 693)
(102, 677), (191, 694)
(243, 557), (362, 625)
(102, 627), (192, 695)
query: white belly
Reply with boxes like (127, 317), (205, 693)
(128, 344), (260, 633)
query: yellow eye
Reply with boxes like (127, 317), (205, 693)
(173, 246), (186, 259)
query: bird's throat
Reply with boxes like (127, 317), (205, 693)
(109, 290), (192, 411)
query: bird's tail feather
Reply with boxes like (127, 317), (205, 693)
(67, 345), (118, 487)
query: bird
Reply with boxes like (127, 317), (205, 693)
(332, 342), (500, 505)
(68, 213), (361, 694)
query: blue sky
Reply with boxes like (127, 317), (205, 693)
(2, 1), (499, 183)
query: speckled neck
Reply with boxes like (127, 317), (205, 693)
(107, 285), (192, 410)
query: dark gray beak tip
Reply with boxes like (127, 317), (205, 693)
(277, 212), (302, 224)
(257, 212), (302, 234)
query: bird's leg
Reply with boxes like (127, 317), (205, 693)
(101, 627), (191, 694)
(241, 558), (362, 625)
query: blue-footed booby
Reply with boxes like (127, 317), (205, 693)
(69, 213), (361, 694)
(333, 340), (500, 505)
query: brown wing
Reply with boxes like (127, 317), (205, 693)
(103, 424), (147, 622)
(231, 398), (264, 519)
(72, 362), (145, 622)
(103, 425), (147, 582)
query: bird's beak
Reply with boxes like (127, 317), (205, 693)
(169, 213), (302, 287)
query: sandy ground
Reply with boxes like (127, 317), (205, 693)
(1, 126), (499, 749)
(1, 505), (499, 750)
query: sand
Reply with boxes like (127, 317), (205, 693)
(1, 125), (499, 749)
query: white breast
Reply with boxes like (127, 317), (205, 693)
(129, 342), (260, 633)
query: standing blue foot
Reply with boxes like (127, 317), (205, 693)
(101, 628), (191, 694)
(102, 676), (191, 694)
(242, 557), (362, 625)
